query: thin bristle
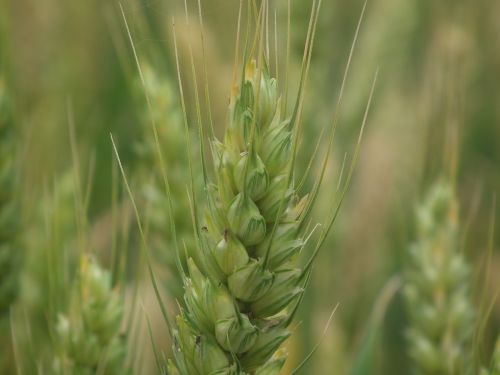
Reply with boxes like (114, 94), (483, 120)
(110, 134), (174, 338)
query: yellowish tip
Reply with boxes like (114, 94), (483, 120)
(245, 59), (257, 82)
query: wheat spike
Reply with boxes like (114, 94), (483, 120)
(167, 18), (319, 372)
(404, 180), (475, 374)
(53, 255), (130, 375)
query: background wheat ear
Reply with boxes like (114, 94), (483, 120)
(132, 61), (196, 300)
(52, 254), (130, 375)
(404, 179), (475, 374)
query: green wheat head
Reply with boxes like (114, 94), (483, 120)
(114, 1), (371, 373)
(404, 180), (474, 375)
(53, 255), (130, 375)
(15, 169), (132, 374)
(158, 0), (346, 365)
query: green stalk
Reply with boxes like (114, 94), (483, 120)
(0, 71), (21, 375)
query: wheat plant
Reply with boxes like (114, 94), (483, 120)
(16, 169), (128, 371)
(8, 161), (132, 374)
(404, 180), (475, 374)
(157, 1), (373, 373)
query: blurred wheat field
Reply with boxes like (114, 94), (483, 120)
(1, 0), (499, 374)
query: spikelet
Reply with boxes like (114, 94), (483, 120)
(166, 42), (314, 372)
(404, 180), (474, 374)
(133, 63), (194, 298)
(53, 255), (130, 375)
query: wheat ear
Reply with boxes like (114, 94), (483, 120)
(404, 180), (475, 374)
(164, 4), (330, 371)
(160, 0), (381, 370)
(53, 255), (130, 375)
